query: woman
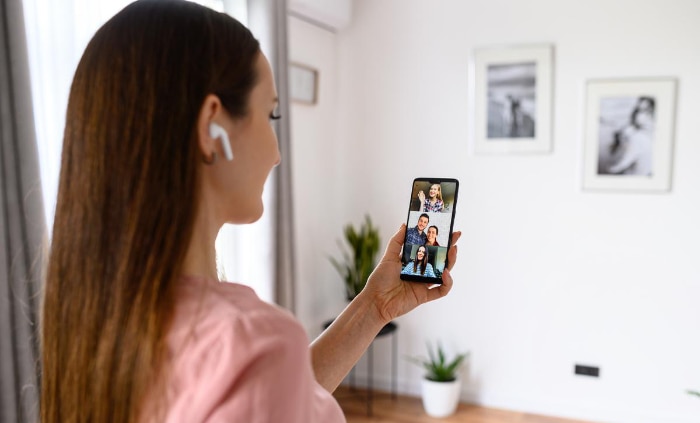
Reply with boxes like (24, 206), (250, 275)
(607, 96), (655, 176)
(418, 183), (444, 212)
(426, 225), (440, 246)
(40, 1), (460, 422)
(401, 245), (436, 277)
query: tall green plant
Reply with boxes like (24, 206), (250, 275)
(406, 343), (468, 382)
(329, 215), (380, 300)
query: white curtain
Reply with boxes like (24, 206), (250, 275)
(1, 0), (46, 421)
(212, 0), (278, 303)
(23, 0), (138, 230)
(244, 0), (296, 311)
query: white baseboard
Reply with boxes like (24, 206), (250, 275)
(339, 377), (698, 423)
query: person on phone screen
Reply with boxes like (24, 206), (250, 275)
(418, 184), (444, 212)
(426, 225), (440, 246)
(39, 2), (464, 423)
(607, 96), (655, 176)
(401, 245), (436, 277)
(406, 213), (429, 246)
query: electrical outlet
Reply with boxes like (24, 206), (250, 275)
(574, 364), (600, 377)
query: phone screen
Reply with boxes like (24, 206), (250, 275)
(400, 178), (459, 284)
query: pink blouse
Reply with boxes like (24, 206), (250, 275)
(142, 276), (345, 423)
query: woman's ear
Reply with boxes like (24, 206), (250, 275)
(196, 94), (223, 161)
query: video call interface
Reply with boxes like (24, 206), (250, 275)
(401, 180), (457, 280)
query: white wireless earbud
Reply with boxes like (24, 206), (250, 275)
(209, 122), (233, 161)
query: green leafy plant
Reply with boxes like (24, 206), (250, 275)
(329, 215), (380, 300)
(406, 342), (468, 382)
(688, 389), (700, 398)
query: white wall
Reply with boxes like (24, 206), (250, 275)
(288, 0), (352, 31)
(288, 16), (352, 330)
(289, 1), (700, 422)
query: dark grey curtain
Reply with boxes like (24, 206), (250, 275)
(246, 0), (296, 312)
(0, 0), (46, 422)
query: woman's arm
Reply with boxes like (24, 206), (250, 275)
(310, 224), (461, 392)
(608, 145), (639, 174)
(608, 128), (640, 174)
(309, 289), (386, 393)
(418, 190), (426, 209)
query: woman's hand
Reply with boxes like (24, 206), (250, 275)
(360, 224), (461, 324)
(311, 223), (460, 392)
(418, 190), (426, 205)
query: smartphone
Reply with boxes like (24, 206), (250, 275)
(400, 177), (459, 284)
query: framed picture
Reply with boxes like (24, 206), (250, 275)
(582, 78), (677, 192)
(473, 44), (553, 154)
(289, 62), (318, 105)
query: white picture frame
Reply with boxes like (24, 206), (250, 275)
(473, 44), (553, 154)
(582, 78), (677, 192)
(289, 62), (318, 105)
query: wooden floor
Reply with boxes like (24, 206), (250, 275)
(334, 386), (596, 423)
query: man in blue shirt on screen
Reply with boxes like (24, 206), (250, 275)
(406, 213), (429, 245)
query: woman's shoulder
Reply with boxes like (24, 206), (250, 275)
(145, 278), (332, 423)
(171, 276), (305, 344)
(167, 277), (309, 381)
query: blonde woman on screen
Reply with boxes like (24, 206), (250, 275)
(418, 183), (444, 212)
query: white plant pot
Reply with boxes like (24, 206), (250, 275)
(421, 377), (461, 418)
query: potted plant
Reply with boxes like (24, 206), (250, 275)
(407, 343), (468, 418)
(329, 215), (380, 300)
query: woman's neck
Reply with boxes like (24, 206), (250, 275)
(182, 209), (219, 281)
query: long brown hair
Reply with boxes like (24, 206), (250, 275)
(413, 245), (429, 275)
(40, 1), (259, 422)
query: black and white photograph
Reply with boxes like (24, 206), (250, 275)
(583, 79), (677, 192)
(473, 44), (553, 154)
(596, 96), (655, 176)
(487, 62), (536, 139)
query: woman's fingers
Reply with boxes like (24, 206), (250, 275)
(445, 232), (461, 271)
(450, 231), (462, 246)
(425, 267), (453, 302)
